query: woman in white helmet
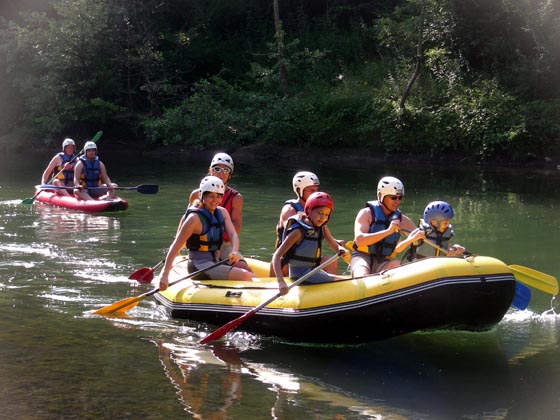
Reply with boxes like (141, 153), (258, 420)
(182, 152), (251, 272)
(73, 141), (118, 201)
(40, 138), (77, 196)
(350, 176), (424, 276)
(159, 176), (254, 290)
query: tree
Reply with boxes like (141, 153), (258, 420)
(273, 0), (289, 96)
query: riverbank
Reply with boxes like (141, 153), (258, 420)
(3, 133), (560, 175)
(143, 141), (560, 175)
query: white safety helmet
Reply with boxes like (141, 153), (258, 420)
(200, 176), (225, 196)
(377, 176), (405, 202)
(62, 138), (75, 149)
(84, 141), (97, 151)
(292, 171), (320, 199)
(210, 152), (234, 171)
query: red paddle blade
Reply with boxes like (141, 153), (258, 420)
(199, 310), (256, 344)
(128, 267), (154, 283)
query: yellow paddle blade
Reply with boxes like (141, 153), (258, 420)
(94, 295), (145, 315)
(509, 265), (558, 296)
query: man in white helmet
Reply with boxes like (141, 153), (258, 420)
(275, 171), (320, 248)
(271, 171), (342, 276)
(350, 176), (424, 276)
(73, 141), (118, 200)
(40, 138), (77, 196)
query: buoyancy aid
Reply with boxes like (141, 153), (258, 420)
(411, 219), (455, 258)
(365, 200), (402, 261)
(281, 215), (323, 269)
(220, 187), (238, 242)
(79, 156), (102, 188)
(55, 152), (76, 184)
(275, 199), (304, 248)
(185, 206), (225, 252)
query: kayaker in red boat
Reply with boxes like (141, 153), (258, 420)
(159, 176), (254, 291)
(272, 192), (349, 295)
(271, 171), (342, 276)
(73, 141), (118, 201)
(184, 152), (251, 272)
(350, 176), (424, 276)
(40, 138), (76, 197)
(405, 200), (466, 261)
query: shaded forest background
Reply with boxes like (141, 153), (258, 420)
(0, 0), (559, 162)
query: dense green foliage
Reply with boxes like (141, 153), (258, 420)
(1, 0), (558, 161)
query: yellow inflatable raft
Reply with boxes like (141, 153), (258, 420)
(154, 255), (516, 344)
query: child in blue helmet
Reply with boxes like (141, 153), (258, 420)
(407, 200), (465, 261)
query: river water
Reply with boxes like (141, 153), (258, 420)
(1, 147), (559, 419)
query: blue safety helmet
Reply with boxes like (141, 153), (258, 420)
(423, 201), (454, 225)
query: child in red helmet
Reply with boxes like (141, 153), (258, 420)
(272, 192), (348, 295)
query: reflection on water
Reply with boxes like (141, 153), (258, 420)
(32, 202), (123, 244)
(154, 337), (419, 420)
(145, 306), (560, 420)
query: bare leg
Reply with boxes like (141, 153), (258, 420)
(322, 256), (339, 274)
(53, 180), (71, 197)
(227, 267), (255, 281)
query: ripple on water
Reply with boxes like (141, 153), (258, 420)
(500, 309), (560, 365)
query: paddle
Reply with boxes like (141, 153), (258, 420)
(512, 282), (531, 310)
(128, 258), (165, 283)
(22, 131), (103, 205)
(94, 258), (230, 316)
(199, 250), (344, 344)
(34, 184), (159, 194)
(509, 265), (558, 296)
(397, 229), (556, 297)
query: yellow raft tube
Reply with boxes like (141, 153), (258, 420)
(155, 255), (516, 344)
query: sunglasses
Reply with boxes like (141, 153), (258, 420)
(211, 166), (231, 174)
(389, 195), (404, 201)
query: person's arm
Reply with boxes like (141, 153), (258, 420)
(159, 214), (200, 290)
(447, 243), (466, 256)
(395, 228), (425, 254)
(323, 226), (347, 255)
(73, 161), (83, 187)
(41, 156), (61, 184)
(188, 188), (199, 206)
(354, 208), (399, 248)
(400, 214), (417, 232)
(229, 193), (243, 234)
(271, 229), (302, 295)
(98, 162), (114, 189)
(279, 204), (297, 229)
(220, 207), (240, 264)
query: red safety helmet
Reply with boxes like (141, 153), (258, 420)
(304, 192), (334, 217)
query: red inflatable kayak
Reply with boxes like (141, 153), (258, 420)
(34, 189), (128, 212)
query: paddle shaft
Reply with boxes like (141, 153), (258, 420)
(346, 227), (449, 255)
(199, 251), (344, 344)
(35, 184), (158, 194)
(149, 258), (231, 296)
(94, 258), (229, 315)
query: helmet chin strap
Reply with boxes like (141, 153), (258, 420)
(378, 194), (390, 212)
